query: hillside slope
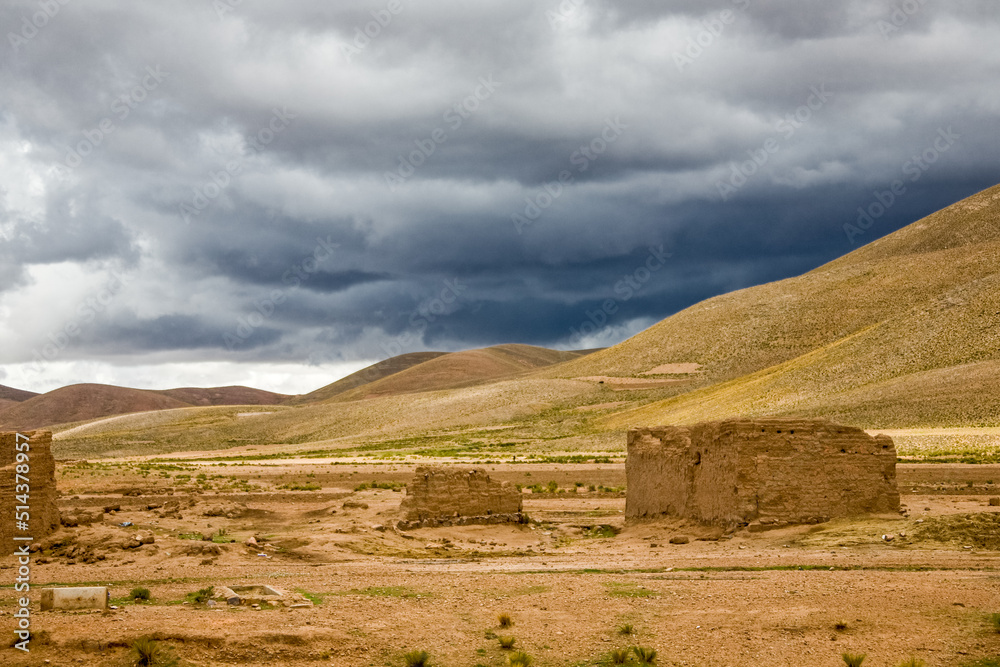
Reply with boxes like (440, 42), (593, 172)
(157, 386), (288, 406)
(0, 384), (39, 402)
(287, 352), (448, 405)
(329, 344), (591, 401)
(554, 183), (1000, 386)
(0, 384), (193, 431)
(595, 183), (1000, 428)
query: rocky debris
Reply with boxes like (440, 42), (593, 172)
(342, 500), (368, 510)
(61, 511), (101, 527)
(989, 497), (1000, 506)
(211, 584), (313, 608)
(104, 505), (121, 513)
(183, 543), (226, 556)
(202, 502), (247, 518)
(397, 513), (529, 531)
(669, 535), (690, 544)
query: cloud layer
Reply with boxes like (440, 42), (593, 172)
(1, 0), (999, 392)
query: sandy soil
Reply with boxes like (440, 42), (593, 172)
(3, 461), (1000, 667)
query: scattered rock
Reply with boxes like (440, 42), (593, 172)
(669, 535), (690, 545)
(989, 497), (1000, 507)
(342, 501), (368, 510)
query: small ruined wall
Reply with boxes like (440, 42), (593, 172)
(1, 431), (60, 555)
(626, 419), (899, 527)
(400, 466), (522, 522)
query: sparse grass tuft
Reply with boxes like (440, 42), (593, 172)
(834, 619), (849, 631)
(610, 648), (630, 664)
(280, 481), (321, 491)
(633, 646), (656, 664)
(498, 635), (516, 649)
(498, 612), (514, 628)
(187, 586), (214, 604)
(403, 650), (431, 667)
(897, 658), (925, 667)
(130, 587), (152, 602)
(130, 636), (177, 667)
(990, 613), (1000, 633)
(842, 653), (866, 667)
(618, 623), (635, 636)
(508, 651), (533, 667)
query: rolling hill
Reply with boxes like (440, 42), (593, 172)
(327, 344), (594, 401)
(0, 384), (39, 402)
(0, 383), (290, 431)
(583, 182), (1000, 427)
(0, 384), (194, 431)
(157, 386), (288, 407)
(286, 351), (448, 405)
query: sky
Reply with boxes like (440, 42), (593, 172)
(1, 0), (999, 395)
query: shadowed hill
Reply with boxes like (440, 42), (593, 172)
(328, 344), (593, 401)
(553, 183), (1000, 387)
(157, 386), (288, 406)
(0, 384), (39, 402)
(287, 352), (448, 405)
(591, 182), (1000, 427)
(0, 384), (193, 431)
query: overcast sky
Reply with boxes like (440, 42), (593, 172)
(1, 0), (999, 394)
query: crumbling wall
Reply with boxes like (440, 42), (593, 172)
(400, 466), (522, 522)
(1, 430), (60, 555)
(626, 419), (899, 527)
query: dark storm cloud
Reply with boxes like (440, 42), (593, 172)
(2, 0), (999, 371)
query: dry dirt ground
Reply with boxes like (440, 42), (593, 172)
(4, 460), (1000, 667)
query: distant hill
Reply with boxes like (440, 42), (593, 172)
(0, 384), (39, 402)
(0, 383), (290, 431)
(329, 344), (594, 401)
(287, 352), (448, 405)
(0, 384), (193, 431)
(157, 386), (288, 406)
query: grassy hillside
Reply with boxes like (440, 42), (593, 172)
(599, 183), (1000, 428)
(327, 344), (591, 401)
(286, 351), (448, 405)
(548, 183), (1000, 388)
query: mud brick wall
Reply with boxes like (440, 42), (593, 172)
(1, 430), (60, 555)
(626, 419), (899, 527)
(400, 466), (522, 521)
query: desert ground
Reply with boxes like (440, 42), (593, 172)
(4, 438), (1000, 667)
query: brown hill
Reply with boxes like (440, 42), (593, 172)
(157, 386), (288, 406)
(0, 384), (193, 431)
(329, 344), (593, 401)
(587, 182), (1000, 428)
(0, 384), (39, 402)
(287, 352), (448, 405)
